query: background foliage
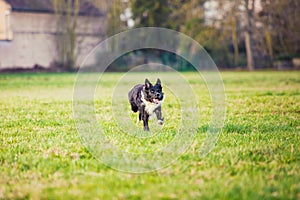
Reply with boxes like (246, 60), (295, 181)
(100, 0), (300, 70)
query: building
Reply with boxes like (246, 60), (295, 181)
(0, 0), (106, 69)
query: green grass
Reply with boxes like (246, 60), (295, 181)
(0, 71), (299, 199)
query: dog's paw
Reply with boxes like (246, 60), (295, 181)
(157, 119), (164, 125)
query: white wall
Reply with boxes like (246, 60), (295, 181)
(0, 11), (105, 69)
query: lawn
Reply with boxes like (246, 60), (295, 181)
(0, 71), (299, 199)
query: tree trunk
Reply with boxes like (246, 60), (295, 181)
(52, 0), (79, 70)
(232, 17), (239, 66)
(244, 0), (255, 71)
(244, 31), (254, 70)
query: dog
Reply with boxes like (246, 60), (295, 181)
(128, 78), (164, 131)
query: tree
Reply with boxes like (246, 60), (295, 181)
(105, 0), (128, 36)
(216, 0), (300, 68)
(52, 0), (80, 70)
(243, 0), (256, 70)
(260, 0), (300, 58)
(180, 0), (242, 68)
(201, 0), (261, 69)
(131, 0), (172, 28)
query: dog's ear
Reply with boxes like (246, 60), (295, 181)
(145, 79), (152, 89)
(156, 78), (161, 85)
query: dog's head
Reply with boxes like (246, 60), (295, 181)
(143, 78), (164, 104)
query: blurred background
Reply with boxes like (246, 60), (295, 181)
(0, 0), (299, 72)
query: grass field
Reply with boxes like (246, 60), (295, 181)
(0, 71), (299, 199)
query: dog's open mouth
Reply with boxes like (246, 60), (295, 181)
(153, 99), (160, 104)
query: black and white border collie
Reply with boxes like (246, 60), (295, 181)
(128, 78), (164, 131)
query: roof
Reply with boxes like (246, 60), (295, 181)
(4, 0), (104, 16)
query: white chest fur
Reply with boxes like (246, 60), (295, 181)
(141, 91), (163, 115)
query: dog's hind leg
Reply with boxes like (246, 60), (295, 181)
(136, 113), (141, 125)
(131, 103), (138, 112)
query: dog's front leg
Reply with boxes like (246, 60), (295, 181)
(143, 114), (150, 131)
(141, 109), (150, 131)
(155, 106), (164, 125)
